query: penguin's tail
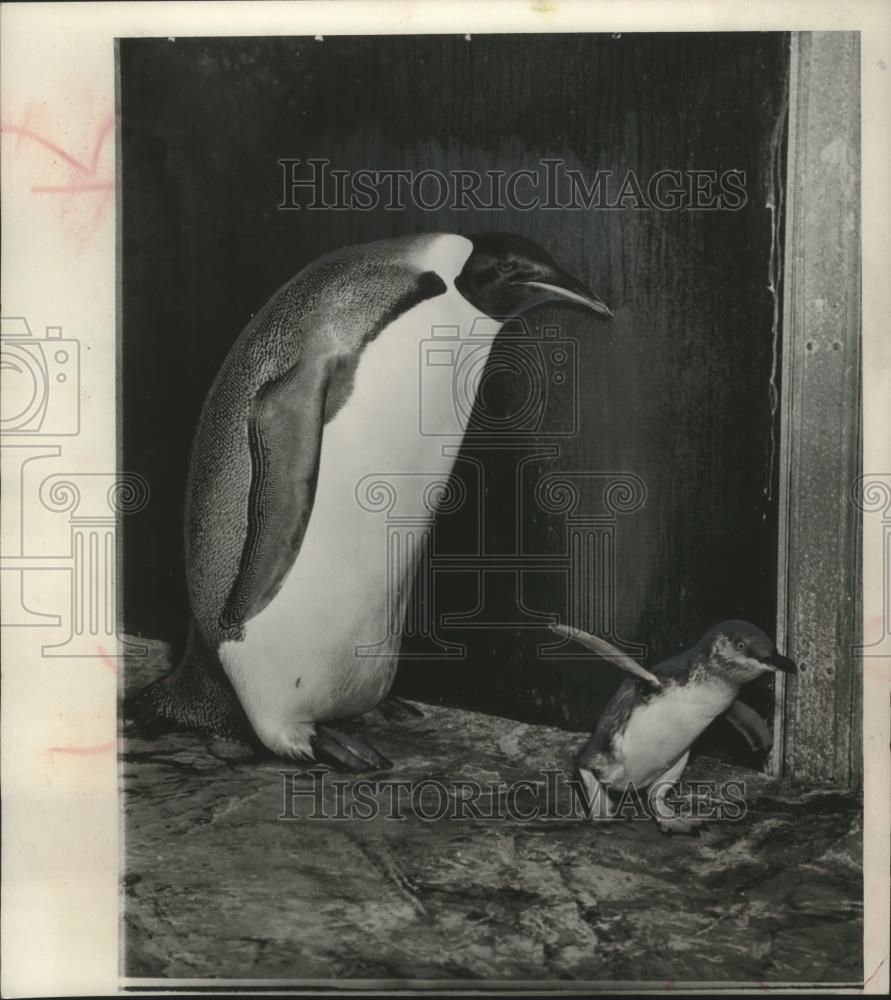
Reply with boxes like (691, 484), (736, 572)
(122, 624), (253, 742)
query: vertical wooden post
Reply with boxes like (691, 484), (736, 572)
(774, 32), (862, 784)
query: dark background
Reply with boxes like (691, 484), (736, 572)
(120, 33), (790, 760)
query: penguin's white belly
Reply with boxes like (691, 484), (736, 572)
(606, 682), (735, 789)
(220, 284), (499, 724)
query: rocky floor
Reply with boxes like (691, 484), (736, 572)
(123, 640), (863, 986)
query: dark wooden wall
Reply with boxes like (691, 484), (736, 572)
(120, 33), (790, 760)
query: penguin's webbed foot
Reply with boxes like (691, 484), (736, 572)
(311, 724), (393, 772)
(123, 676), (210, 738)
(123, 676), (253, 743)
(375, 696), (425, 722)
(123, 679), (179, 737)
(656, 815), (704, 837)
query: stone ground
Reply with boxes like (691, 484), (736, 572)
(123, 639), (863, 987)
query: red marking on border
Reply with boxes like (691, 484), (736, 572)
(0, 112), (115, 211)
(0, 115), (113, 177)
(48, 740), (117, 760)
(97, 645), (119, 675)
(1, 107), (116, 245)
(14, 103), (34, 151)
(31, 181), (115, 193)
(46, 647), (120, 757)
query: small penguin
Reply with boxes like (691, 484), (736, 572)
(552, 620), (796, 834)
(129, 233), (612, 769)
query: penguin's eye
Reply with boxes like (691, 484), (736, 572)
(735, 640), (746, 652)
(495, 257), (515, 274)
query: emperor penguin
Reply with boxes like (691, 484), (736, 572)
(552, 620), (796, 833)
(128, 233), (612, 769)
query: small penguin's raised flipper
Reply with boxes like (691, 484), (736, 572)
(222, 357), (333, 629)
(550, 623), (662, 690)
(724, 699), (773, 753)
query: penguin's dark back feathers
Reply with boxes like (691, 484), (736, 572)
(577, 676), (644, 764)
(651, 648), (702, 683)
(184, 236), (449, 646)
(576, 644), (704, 767)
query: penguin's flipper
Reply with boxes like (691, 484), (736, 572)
(222, 358), (333, 629)
(724, 699), (773, 753)
(550, 623), (662, 690)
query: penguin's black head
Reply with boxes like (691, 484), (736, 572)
(705, 619), (797, 685)
(455, 233), (612, 320)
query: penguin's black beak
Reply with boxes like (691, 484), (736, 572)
(520, 272), (613, 317)
(767, 651), (797, 674)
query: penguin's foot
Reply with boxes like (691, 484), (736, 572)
(375, 696), (425, 722)
(124, 626), (253, 742)
(656, 815), (704, 837)
(311, 725), (393, 772)
(575, 765), (616, 821)
(251, 714), (391, 770)
(123, 675), (251, 742)
(647, 751), (693, 834)
(123, 677), (181, 737)
(261, 721), (317, 761)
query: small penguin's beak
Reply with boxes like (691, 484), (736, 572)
(521, 273), (613, 317)
(767, 651), (798, 674)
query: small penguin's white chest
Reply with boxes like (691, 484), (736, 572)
(222, 240), (500, 723)
(607, 681), (736, 789)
